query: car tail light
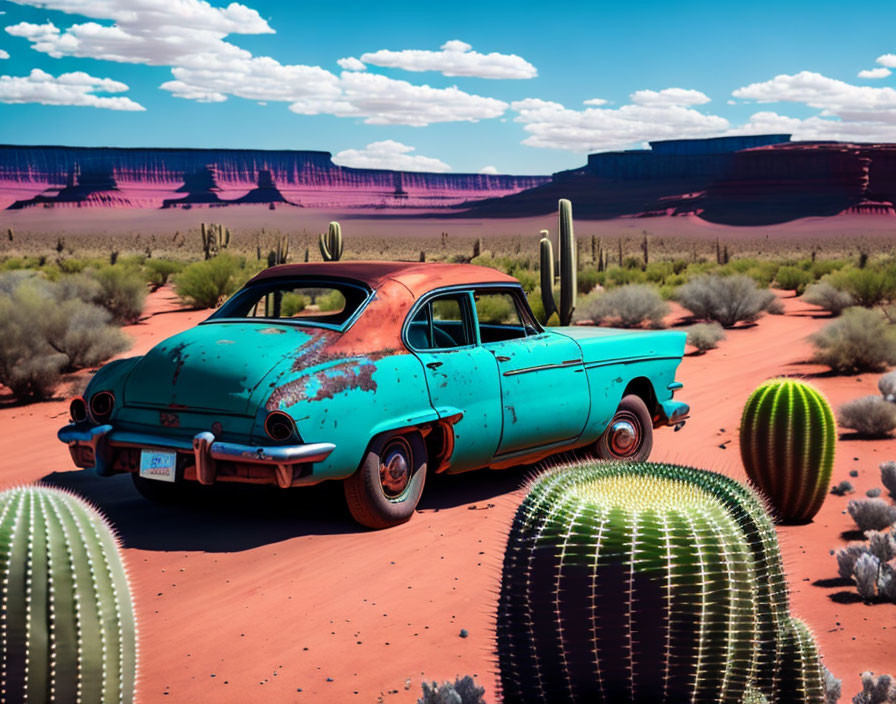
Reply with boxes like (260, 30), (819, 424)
(69, 396), (88, 423)
(264, 411), (295, 442)
(90, 391), (115, 421)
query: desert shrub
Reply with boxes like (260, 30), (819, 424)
(831, 480), (854, 496)
(827, 266), (896, 307)
(766, 298), (785, 315)
(847, 499), (896, 531)
(601, 265), (646, 288)
(836, 532), (896, 603)
(317, 289), (346, 312)
(868, 488), (883, 498)
(824, 668), (842, 704)
(577, 284), (669, 328)
(838, 396), (896, 437)
(42, 299), (130, 370)
(418, 676), (486, 704)
(644, 260), (674, 284)
(811, 308), (896, 373)
(776, 265), (813, 294)
(803, 281), (855, 316)
(144, 258), (182, 290)
(880, 371), (896, 402)
(882, 462), (896, 499)
(89, 265), (147, 323)
(686, 322), (726, 353)
(854, 553), (881, 600)
(175, 254), (243, 309)
(280, 292), (307, 317)
(836, 543), (868, 579)
(577, 267), (599, 294)
(677, 274), (776, 328)
(512, 267), (538, 294)
(53, 272), (102, 304)
(853, 672), (896, 703)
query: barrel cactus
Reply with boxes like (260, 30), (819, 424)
(0, 486), (137, 703)
(740, 378), (836, 523)
(773, 617), (826, 704)
(319, 220), (343, 261)
(497, 461), (766, 704)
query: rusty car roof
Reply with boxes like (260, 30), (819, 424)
(248, 261), (519, 298)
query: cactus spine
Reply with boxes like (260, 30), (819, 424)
(773, 617), (826, 704)
(497, 461), (762, 704)
(200, 222), (230, 259)
(0, 486), (137, 704)
(538, 199), (577, 325)
(740, 378), (836, 523)
(319, 221), (343, 261)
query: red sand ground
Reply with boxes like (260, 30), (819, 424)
(1, 286), (894, 702)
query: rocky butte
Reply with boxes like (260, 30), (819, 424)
(0, 145), (549, 211)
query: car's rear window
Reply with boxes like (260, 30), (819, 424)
(206, 278), (371, 330)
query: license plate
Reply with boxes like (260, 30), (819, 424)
(139, 449), (177, 483)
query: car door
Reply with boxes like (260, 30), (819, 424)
(473, 288), (590, 456)
(406, 291), (503, 472)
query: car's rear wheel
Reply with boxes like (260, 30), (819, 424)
(343, 431), (427, 529)
(595, 394), (653, 462)
(131, 472), (189, 504)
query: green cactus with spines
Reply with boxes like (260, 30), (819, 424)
(538, 199), (577, 325)
(319, 221), (343, 261)
(740, 378), (836, 523)
(0, 486), (137, 704)
(267, 234), (289, 267)
(773, 617), (826, 704)
(497, 461), (765, 704)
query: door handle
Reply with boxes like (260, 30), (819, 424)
(426, 361), (443, 370)
(495, 356), (511, 362)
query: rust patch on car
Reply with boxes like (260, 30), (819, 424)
(266, 358), (378, 410)
(168, 342), (189, 386)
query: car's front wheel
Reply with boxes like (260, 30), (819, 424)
(343, 431), (427, 529)
(595, 394), (653, 462)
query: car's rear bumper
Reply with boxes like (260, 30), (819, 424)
(57, 422), (335, 488)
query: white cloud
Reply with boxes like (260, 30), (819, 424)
(479, 165), (499, 174)
(858, 67), (891, 79)
(332, 140), (451, 172)
(510, 93), (728, 152)
(0, 49), (8, 59)
(876, 54), (896, 68)
(732, 70), (896, 123)
(0, 67), (145, 109)
(7, 1), (509, 126)
(630, 87), (711, 106)
(583, 97), (607, 106)
(337, 56), (365, 71)
(732, 110), (896, 142)
(360, 39), (536, 79)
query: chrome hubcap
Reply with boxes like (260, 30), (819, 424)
(609, 417), (640, 456)
(380, 440), (412, 499)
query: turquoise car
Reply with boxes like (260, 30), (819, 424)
(58, 261), (689, 529)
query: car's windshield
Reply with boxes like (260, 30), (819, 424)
(207, 278), (371, 330)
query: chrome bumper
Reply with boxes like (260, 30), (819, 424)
(656, 399), (690, 429)
(57, 423), (335, 487)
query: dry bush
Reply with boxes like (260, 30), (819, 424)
(775, 265), (812, 294)
(847, 498), (896, 531)
(144, 258), (183, 290)
(676, 274), (776, 328)
(881, 462), (896, 499)
(578, 284), (669, 328)
(838, 396), (896, 437)
(89, 265), (147, 323)
(853, 672), (896, 703)
(811, 308), (896, 373)
(827, 266), (896, 307)
(418, 676), (486, 704)
(686, 322), (726, 353)
(803, 281), (855, 316)
(880, 370), (896, 402)
(43, 300), (130, 370)
(831, 480), (854, 496)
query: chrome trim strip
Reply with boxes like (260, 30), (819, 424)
(583, 354), (681, 370)
(502, 359), (583, 377)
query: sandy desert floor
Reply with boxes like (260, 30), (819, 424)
(1, 285), (894, 702)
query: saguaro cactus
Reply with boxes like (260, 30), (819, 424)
(0, 486), (137, 704)
(773, 617), (826, 704)
(538, 199), (577, 325)
(740, 378), (836, 523)
(319, 221), (343, 261)
(200, 222), (230, 259)
(497, 461), (762, 704)
(267, 234), (290, 267)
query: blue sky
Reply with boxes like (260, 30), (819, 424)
(2, 0), (896, 175)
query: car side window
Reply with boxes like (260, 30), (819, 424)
(407, 294), (470, 350)
(474, 290), (535, 343)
